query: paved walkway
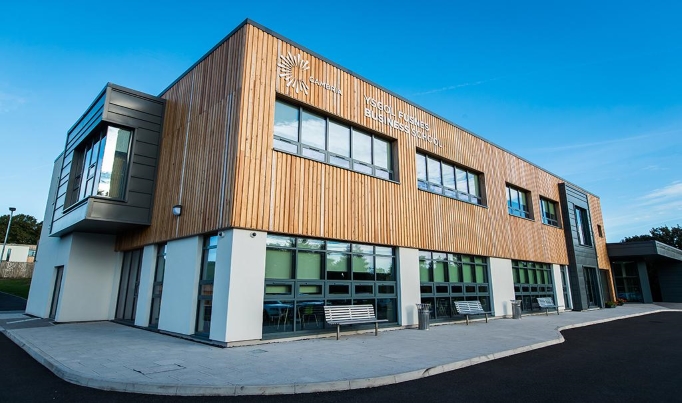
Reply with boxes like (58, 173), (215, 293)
(1, 304), (677, 396)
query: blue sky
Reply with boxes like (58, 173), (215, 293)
(0, 1), (680, 242)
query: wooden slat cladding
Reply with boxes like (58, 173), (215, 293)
(231, 24), (571, 264)
(119, 21), (606, 267)
(588, 195), (611, 270)
(116, 27), (246, 250)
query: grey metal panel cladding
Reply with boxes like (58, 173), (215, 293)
(559, 183), (599, 310)
(133, 142), (158, 159)
(658, 264), (682, 302)
(51, 83), (165, 236)
(108, 88), (164, 118)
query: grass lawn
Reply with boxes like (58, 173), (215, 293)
(0, 278), (31, 299)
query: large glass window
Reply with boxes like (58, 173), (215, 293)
(415, 152), (483, 205)
(263, 235), (397, 337)
(419, 251), (491, 321)
(507, 184), (531, 219)
(196, 236), (218, 336)
(149, 243), (167, 328)
(68, 125), (132, 208)
(540, 198), (559, 227)
(512, 260), (554, 312)
(575, 207), (592, 246)
(273, 99), (394, 180)
(611, 261), (643, 302)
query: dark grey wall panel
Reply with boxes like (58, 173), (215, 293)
(559, 183), (600, 310)
(133, 142), (158, 159)
(50, 83), (165, 237)
(658, 264), (682, 302)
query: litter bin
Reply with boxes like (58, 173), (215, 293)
(416, 303), (431, 330)
(510, 300), (522, 319)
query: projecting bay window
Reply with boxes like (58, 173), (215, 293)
(540, 198), (560, 227)
(273, 99), (393, 180)
(415, 152), (484, 205)
(67, 125), (133, 208)
(507, 184), (531, 219)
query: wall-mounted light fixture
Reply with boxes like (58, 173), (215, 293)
(172, 204), (182, 216)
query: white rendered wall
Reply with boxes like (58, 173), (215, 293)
(134, 244), (157, 327)
(211, 229), (267, 343)
(158, 236), (202, 335)
(2, 245), (31, 262)
(397, 247), (420, 326)
(489, 258), (515, 317)
(552, 264), (567, 311)
(27, 156), (68, 318)
(55, 233), (119, 322)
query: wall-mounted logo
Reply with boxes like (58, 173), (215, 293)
(278, 52), (310, 95)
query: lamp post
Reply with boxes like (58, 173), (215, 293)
(1, 207), (16, 262)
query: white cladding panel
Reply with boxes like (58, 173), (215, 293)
(158, 236), (202, 335)
(397, 247), (420, 326)
(489, 257), (515, 317)
(56, 233), (119, 322)
(134, 244), (158, 327)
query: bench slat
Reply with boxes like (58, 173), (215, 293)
(323, 305), (386, 340)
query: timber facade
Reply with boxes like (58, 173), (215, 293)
(28, 20), (614, 345)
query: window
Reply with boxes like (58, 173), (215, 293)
(575, 207), (592, 246)
(415, 152), (483, 205)
(196, 236), (218, 336)
(273, 99), (393, 180)
(149, 243), (167, 328)
(597, 224), (604, 238)
(512, 260), (554, 312)
(507, 185), (531, 219)
(263, 234), (397, 336)
(540, 198), (559, 227)
(67, 125), (132, 207)
(419, 251), (491, 321)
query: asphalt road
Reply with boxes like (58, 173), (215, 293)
(1, 311), (681, 403)
(0, 291), (26, 311)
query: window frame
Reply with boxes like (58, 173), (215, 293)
(273, 99), (395, 181)
(575, 206), (593, 246)
(65, 123), (134, 209)
(195, 235), (218, 337)
(415, 151), (485, 206)
(506, 184), (532, 219)
(540, 197), (560, 227)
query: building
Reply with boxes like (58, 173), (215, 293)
(607, 241), (682, 303)
(26, 20), (614, 345)
(1, 244), (37, 263)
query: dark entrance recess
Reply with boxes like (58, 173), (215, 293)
(115, 249), (142, 322)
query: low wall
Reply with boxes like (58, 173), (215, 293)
(0, 262), (35, 278)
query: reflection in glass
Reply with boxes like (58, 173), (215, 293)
(97, 127), (131, 198)
(274, 100), (299, 141)
(352, 130), (372, 163)
(328, 121), (350, 157)
(301, 110), (326, 149)
(373, 137), (390, 169)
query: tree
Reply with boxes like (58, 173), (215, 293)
(622, 225), (682, 249)
(0, 214), (42, 245)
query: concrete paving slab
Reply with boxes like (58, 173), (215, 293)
(1, 304), (676, 396)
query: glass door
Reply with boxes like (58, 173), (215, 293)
(115, 249), (142, 322)
(583, 267), (599, 308)
(49, 266), (64, 320)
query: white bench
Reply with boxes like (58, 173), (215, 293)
(323, 305), (388, 340)
(537, 297), (559, 315)
(453, 301), (491, 325)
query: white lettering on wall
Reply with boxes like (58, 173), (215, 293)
(363, 96), (441, 148)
